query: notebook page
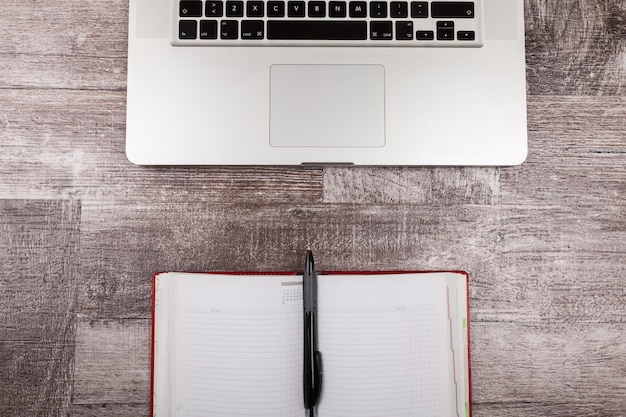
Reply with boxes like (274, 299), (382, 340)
(316, 274), (454, 417)
(170, 274), (305, 417)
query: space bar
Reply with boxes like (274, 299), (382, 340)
(267, 21), (368, 40)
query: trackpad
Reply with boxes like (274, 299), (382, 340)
(270, 65), (386, 147)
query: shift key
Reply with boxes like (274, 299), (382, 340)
(431, 2), (474, 18)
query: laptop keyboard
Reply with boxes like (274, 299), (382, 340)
(173, 0), (482, 46)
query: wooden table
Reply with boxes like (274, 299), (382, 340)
(1, 1), (625, 415)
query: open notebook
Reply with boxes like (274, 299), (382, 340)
(152, 271), (471, 416)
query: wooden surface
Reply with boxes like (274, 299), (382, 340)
(1, 0), (625, 415)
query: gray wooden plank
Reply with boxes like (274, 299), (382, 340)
(0, 55), (127, 91)
(73, 318), (150, 409)
(500, 96), (626, 206)
(73, 404), (148, 417)
(0, 89), (324, 202)
(495, 206), (625, 256)
(472, 204), (626, 323)
(473, 252), (626, 325)
(471, 322), (626, 416)
(0, 199), (80, 417)
(0, 0), (127, 90)
(323, 167), (499, 204)
(0, 0), (127, 57)
(525, 0), (626, 95)
(78, 200), (626, 319)
(77, 201), (497, 318)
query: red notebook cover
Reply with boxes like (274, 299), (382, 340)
(150, 270), (471, 417)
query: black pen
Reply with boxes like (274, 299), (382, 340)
(303, 250), (322, 417)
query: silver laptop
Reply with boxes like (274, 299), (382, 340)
(126, 0), (527, 165)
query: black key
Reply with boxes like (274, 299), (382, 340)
(370, 2), (387, 18)
(416, 30), (434, 40)
(199, 20), (218, 38)
(226, 1), (244, 16)
(180, 1), (203, 17)
(242, 20), (265, 38)
(390, 2), (408, 18)
(247, 1), (265, 17)
(437, 29), (454, 40)
(308, 1), (326, 17)
(396, 21), (413, 39)
(206, 1), (223, 16)
(179, 20), (197, 39)
(267, 1), (285, 16)
(437, 20), (455, 40)
(349, 1), (367, 17)
(431, 1), (474, 18)
(457, 30), (475, 40)
(370, 21), (392, 40)
(288, 1), (306, 16)
(220, 20), (239, 38)
(267, 20), (367, 40)
(329, 1), (347, 17)
(410, 1), (428, 17)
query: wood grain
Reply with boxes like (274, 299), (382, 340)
(525, 0), (626, 95)
(473, 205), (626, 323)
(0, 55), (127, 91)
(0, 0), (128, 57)
(0, 200), (80, 417)
(77, 201), (497, 317)
(0, 0), (625, 416)
(471, 322), (626, 416)
(323, 167), (499, 204)
(500, 95), (626, 206)
(0, 89), (323, 203)
(0, 0), (128, 94)
(73, 319), (150, 410)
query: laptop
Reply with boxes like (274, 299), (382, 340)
(126, 0), (527, 165)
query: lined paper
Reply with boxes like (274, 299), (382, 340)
(316, 276), (446, 417)
(156, 273), (465, 417)
(182, 312), (287, 416)
(172, 276), (304, 417)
